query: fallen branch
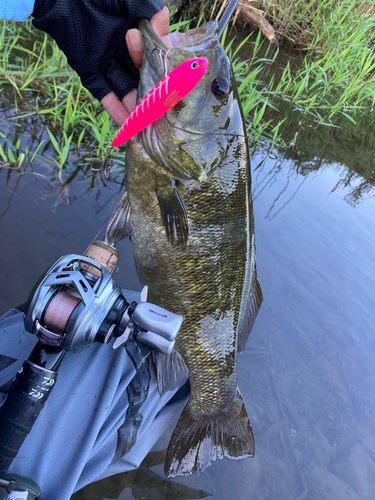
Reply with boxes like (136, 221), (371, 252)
(239, 2), (276, 43)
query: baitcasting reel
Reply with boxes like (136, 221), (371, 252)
(24, 241), (183, 356)
(0, 236), (183, 498)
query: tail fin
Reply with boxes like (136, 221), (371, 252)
(164, 390), (254, 478)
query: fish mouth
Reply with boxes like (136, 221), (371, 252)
(139, 19), (219, 67)
(138, 19), (170, 52)
(169, 21), (219, 50)
(139, 18), (219, 47)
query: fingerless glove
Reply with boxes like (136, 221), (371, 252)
(32, 0), (165, 101)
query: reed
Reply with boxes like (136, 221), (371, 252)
(0, 19), (123, 173)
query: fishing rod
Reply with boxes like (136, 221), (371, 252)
(0, 48), (210, 498)
(218, 0), (240, 37)
(0, 45), (209, 500)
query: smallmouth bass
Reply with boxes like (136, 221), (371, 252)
(120, 19), (262, 477)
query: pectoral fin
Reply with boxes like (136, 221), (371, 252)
(105, 190), (134, 245)
(156, 184), (189, 245)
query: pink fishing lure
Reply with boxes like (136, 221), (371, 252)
(112, 57), (208, 148)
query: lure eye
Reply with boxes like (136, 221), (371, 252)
(191, 60), (199, 69)
(211, 77), (230, 98)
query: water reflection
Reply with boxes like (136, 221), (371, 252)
(0, 146), (126, 222)
(252, 157), (309, 220)
(254, 102), (375, 210)
(246, 150), (375, 499)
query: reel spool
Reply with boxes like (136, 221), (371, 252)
(24, 241), (182, 355)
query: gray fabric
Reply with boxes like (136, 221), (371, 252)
(0, 303), (187, 500)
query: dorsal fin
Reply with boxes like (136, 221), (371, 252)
(237, 270), (263, 353)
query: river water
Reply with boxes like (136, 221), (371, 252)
(1, 50), (375, 500)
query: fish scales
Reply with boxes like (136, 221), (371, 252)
(123, 19), (262, 477)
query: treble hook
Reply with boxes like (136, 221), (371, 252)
(91, 146), (114, 180)
(152, 47), (173, 76)
(102, 146), (114, 179)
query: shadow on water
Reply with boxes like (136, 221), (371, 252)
(71, 449), (210, 500)
(1, 40), (375, 500)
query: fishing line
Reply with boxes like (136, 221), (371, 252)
(43, 292), (82, 332)
(164, 118), (246, 138)
(82, 218), (111, 257)
(188, 28), (197, 60)
(164, 47), (173, 75)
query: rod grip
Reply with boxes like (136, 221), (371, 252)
(0, 360), (57, 474)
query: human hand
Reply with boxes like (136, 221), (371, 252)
(101, 6), (172, 126)
(32, 0), (170, 126)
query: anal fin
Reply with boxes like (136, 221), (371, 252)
(154, 349), (189, 395)
(237, 271), (263, 353)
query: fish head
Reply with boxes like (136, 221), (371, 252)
(137, 19), (244, 184)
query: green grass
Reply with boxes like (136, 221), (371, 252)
(1, 0), (375, 175)
(190, 0), (375, 49)
(218, 0), (375, 153)
(0, 20), (124, 175)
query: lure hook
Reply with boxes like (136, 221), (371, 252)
(91, 146), (114, 180)
(152, 47), (173, 77)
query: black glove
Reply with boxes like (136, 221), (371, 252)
(32, 0), (165, 102)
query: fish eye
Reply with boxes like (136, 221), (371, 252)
(211, 77), (230, 98)
(191, 60), (199, 69)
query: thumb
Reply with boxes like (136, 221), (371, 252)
(126, 6), (171, 71)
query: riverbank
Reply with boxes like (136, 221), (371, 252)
(1, 1), (375, 170)
(177, 0), (375, 49)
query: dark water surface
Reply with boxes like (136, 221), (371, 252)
(1, 95), (375, 500)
